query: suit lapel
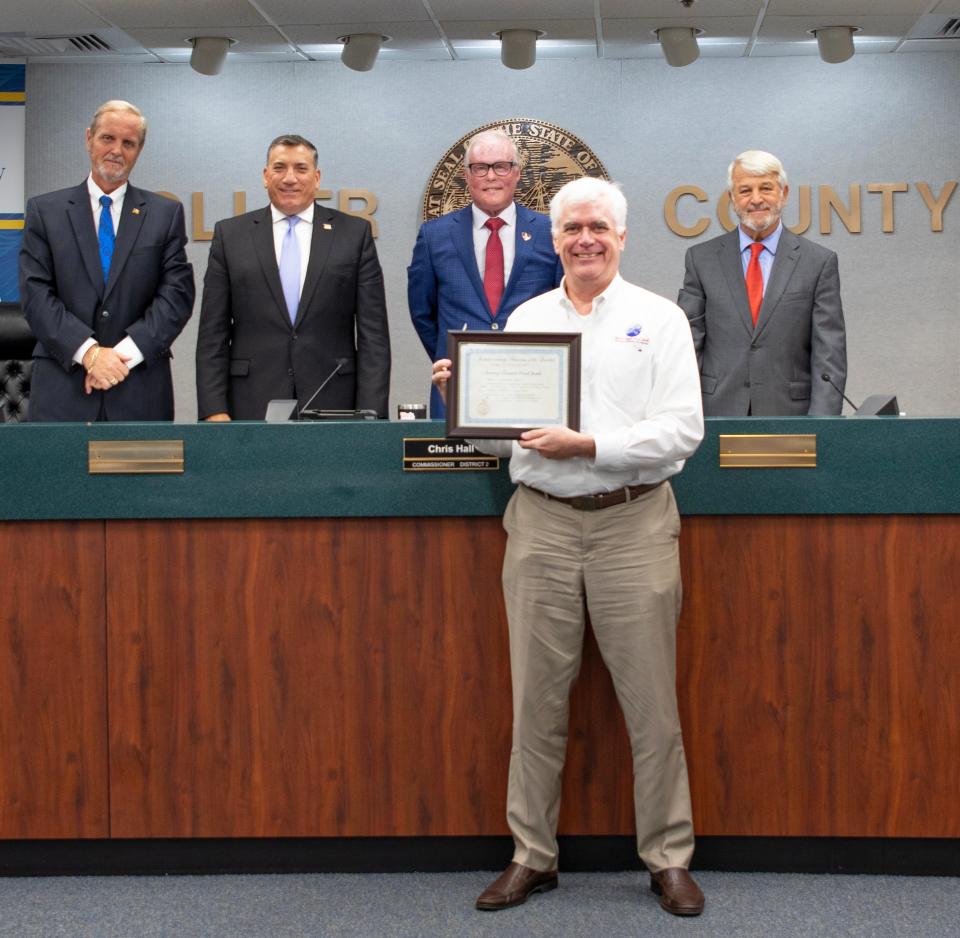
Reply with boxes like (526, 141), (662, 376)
(755, 229), (801, 333)
(251, 207), (289, 325)
(297, 203), (336, 323)
(452, 205), (489, 313)
(718, 229), (754, 335)
(104, 185), (147, 298)
(502, 204), (534, 309)
(65, 183), (105, 295)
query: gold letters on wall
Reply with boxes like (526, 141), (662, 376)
(164, 179), (958, 242)
(664, 181), (957, 237)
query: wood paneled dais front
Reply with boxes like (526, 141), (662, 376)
(106, 517), (513, 837)
(680, 515), (960, 838)
(0, 521), (108, 838)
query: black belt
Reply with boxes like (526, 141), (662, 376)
(522, 480), (664, 512)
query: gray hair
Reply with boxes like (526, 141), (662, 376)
(549, 177), (627, 235)
(464, 129), (519, 167)
(727, 150), (787, 191)
(89, 100), (147, 146)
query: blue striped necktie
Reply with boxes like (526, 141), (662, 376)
(98, 194), (114, 284)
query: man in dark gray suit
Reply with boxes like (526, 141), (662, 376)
(20, 100), (194, 421)
(678, 150), (846, 416)
(196, 134), (390, 421)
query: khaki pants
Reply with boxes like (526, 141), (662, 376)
(502, 482), (695, 873)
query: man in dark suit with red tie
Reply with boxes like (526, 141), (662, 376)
(19, 100), (195, 421)
(407, 129), (562, 417)
(195, 134), (391, 422)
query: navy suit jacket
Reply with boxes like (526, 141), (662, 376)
(407, 203), (562, 416)
(678, 227), (847, 416)
(195, 204), (391, 421)
(19, 181), (195, 421)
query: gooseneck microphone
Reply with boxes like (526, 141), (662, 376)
(821, 373), (859, 414)
(298, 358), (348, 419)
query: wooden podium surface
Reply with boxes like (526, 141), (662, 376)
(1, 418), (958, 841)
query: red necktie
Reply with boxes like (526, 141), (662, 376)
(745, 242), (764, 326)
(483, 216), (507, 316)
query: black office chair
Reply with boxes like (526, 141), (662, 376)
(0, 302), (34, 423)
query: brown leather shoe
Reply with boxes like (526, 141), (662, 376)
(475, 862), (558, 910)
(650, 868), (705, 916)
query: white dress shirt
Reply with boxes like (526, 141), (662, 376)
(474, 274), (704, 497)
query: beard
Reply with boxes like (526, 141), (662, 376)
(736, 203), (782, 236)
(94, 156), (131, 186)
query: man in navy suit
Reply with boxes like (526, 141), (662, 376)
(19, 100), (194, 421)
(407, 129), (562, 417)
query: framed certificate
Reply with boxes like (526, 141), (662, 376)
(445, 331), (581, 439)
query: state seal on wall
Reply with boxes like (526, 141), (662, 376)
(421, 118), (609, 222)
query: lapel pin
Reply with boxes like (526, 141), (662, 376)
(521, 231), (531, 241)
(132, 208), (140, 215)
(323, 223), (333, 230)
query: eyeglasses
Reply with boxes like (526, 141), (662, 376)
(466, 161), (518, 177)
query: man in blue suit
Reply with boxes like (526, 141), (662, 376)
(19, 100), (194, 421)
(407, 129), (562, 417)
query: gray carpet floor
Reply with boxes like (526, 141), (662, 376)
(1, 871), (958, 938)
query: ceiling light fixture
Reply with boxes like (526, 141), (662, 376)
(339, 33), (387, 72)
(811, 26), (859, 64)
(498, 29), (542, 70)
(188, 36), (234, 76)
(656, 27), (701, 67)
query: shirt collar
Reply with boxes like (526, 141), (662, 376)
(87, 174), (127, 204)
(472, 201), (517, 231)
(739, 221), (783, 256)
(558, 272), (624, 316)
(271, 202), (315, 225)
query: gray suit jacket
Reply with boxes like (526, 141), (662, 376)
(677, 227), (846, 416)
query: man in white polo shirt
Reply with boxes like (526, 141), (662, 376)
(433, 176), (705, 918)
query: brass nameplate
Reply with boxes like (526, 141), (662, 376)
(403, 438), (499, 472)
(88, 440), (184, 474)
(719, 434), (817, 469)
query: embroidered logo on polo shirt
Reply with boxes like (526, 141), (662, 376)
(615, 324), (650, 350)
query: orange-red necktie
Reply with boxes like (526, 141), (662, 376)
(745, 242), (764, 326)
(483, 216), (507, 316)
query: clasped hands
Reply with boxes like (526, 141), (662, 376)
(431, 358), (595, 460)
(83, 344), (131, 394)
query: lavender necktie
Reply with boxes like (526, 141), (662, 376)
(279, 215), (300, 323)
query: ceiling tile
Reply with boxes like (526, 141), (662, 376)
(441, 19), (598, 41)
(84, 0), (268, 29)
(0, 0), (108, 33)
(258, 0), (431, 24)
(431, 0), (595, 19)
(601, 0), (762, 14)
(768, 0), (929, 14)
